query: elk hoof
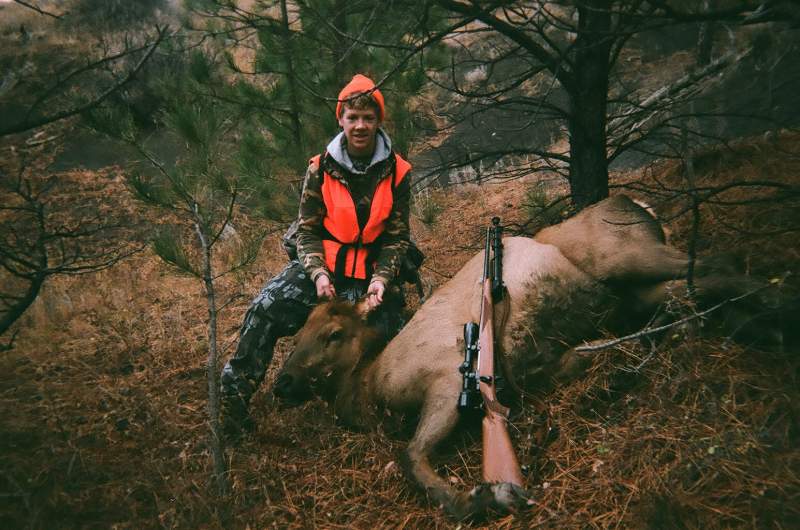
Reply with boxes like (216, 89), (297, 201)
(467, 483), (496, 512)
(445, 483), (532, 520)
(442, 490), (483, 521)
(488, 482), (532, 512)
(460, 483), (532, 518)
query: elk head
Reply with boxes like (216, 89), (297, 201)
(273, 299), (383, 405)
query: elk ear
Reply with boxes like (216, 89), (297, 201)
(355, 297), (374, 320)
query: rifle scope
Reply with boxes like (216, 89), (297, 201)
(458, 321), (481, 411)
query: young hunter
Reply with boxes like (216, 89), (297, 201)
(220, 74), (414, 438)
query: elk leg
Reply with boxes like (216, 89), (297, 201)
(401, 391), (477, 519)
(637, 275), (785, 348)
(402, 390), (532, 519)
(601, 244), (692, 283)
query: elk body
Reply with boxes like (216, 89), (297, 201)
(273, 195), (777, 519)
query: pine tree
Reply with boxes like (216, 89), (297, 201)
(188, 0), (441, 170)
(86, 49), (287, 495)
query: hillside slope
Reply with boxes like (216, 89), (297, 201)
(1, 131), (799, 529)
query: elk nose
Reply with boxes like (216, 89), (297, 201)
(273, 373), (293, 398)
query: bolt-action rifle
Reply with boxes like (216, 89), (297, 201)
(458, 217), (524, 486)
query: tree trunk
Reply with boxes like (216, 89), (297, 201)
(685, 0), (715, 299)
(567, 0), (612, 209)
(280, 0), (305, 155)
(331, 0), (349, 88)
(697, 0), (717, 67)
(682, 125), (700, 299)
(194, 216), (228, 496)
(0, 274), (45, 336)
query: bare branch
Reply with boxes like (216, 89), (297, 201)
(12, 0), (62, 19)
(0, 329), (20, 352)
(574, 286), (772, 353)
(0, 27), (169, 137)
(436, 0), (573, 90)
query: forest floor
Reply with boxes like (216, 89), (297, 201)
(1, 128), (799, 529)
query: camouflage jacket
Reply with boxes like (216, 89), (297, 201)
(295, 144), (411, 287)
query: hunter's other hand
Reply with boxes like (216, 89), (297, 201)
(367, 280), (385, 309)
(315, 274), (336, 299)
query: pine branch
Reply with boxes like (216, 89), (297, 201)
(0, 27), (168, 137)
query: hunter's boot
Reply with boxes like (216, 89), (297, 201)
(219, 317), (279, 442)
(219, 387), (254, 443)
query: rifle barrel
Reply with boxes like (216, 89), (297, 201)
(491, 217), (504, 300)
(483, 226), (491, 281)
(475, 216), (524, 486)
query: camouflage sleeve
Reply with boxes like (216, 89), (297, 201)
(371, 172), (411, 286)
(295, 160), (331, 282)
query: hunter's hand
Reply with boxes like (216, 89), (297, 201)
(315, 274), (336, 299)
(367, 280), (385, 309)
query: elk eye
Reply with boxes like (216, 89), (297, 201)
(327, 329), (343, 344)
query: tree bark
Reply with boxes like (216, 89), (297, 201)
(567, 0), (612, 209)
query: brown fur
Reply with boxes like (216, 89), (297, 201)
(274, 195), (780, 519)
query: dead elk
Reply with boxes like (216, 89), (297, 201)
(273, 195), (786, 519)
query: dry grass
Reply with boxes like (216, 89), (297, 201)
(1, 130), (799, 529)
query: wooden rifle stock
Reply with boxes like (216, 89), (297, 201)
(477, 219), (524, 487)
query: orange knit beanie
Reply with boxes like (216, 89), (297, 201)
(336, 74), (385, 121)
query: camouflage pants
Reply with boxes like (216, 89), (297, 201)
(220, 260), (400, 411)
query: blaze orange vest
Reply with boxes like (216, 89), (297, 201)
(312, 153), (411, 280)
